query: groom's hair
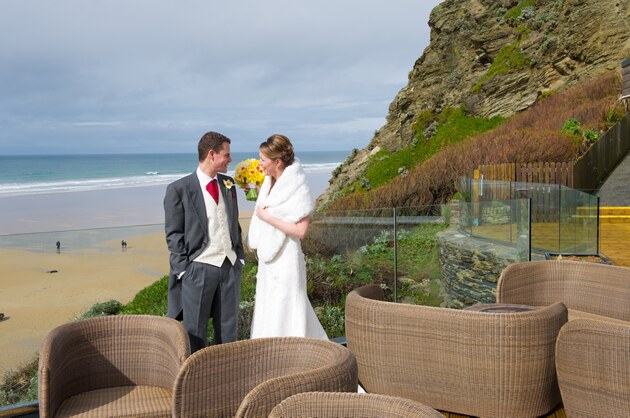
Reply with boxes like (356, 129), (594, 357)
(198, 131), (231, 161)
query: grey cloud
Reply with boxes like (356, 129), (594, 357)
(0, 0), (443, 154)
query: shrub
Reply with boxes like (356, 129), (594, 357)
(78, 300), (122, 319)
(0, 358), (38, 407)
(237, 301), (254, 340)
(410, 110), (435, 140)
(472, 41), (532, 92)
(583, 129), (600, 144)
(314, 305), (345, 338)
(603, 104), (626, 127)
(561, 118), (581, 136)
(505, 0), (536, 22)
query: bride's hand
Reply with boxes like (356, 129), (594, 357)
(255, 206), (270, 222)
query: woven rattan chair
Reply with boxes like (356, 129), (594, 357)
(173, 337), (358, 418)
(497, 260), (630, 323)
(556, 318), (630, 417)
(345, 284), (567, 418)
(268, 392), (444, 417)
(38, 314), (190, 418)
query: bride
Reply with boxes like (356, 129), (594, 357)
(246, 134), (328, 340)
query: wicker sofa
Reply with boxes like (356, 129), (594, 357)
(173, 337), (358, 417)
(269, 392), (443, 418)
(39, 315), (190, 418)
(556, 318), (630, 416)
(497, 260), (630, 323)
(345, 284), (568, 418)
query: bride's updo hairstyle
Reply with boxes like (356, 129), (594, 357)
(260, 134), (295, 167)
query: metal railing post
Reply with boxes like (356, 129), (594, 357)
(393, 207), (398, 303)
(528, 198), (532, 261)
(596, 196), (600, 253)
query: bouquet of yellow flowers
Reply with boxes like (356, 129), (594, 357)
(234, 158), (265, 201)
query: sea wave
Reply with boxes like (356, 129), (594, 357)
(0, 162), (340, 197)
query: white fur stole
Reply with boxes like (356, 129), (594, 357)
(247, 158), (314, 262)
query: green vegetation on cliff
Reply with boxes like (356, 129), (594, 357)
(346, 107), (505, 193)
(472, 39), (532, 93)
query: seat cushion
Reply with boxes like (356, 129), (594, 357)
(568, 308), (630, 325)
(55, 386), (171, 418)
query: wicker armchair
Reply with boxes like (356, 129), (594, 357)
(38, 314), (190, 418)
(497, 260), (630, 323)
(556, 319), (630, 417)
(345, 284), (568, 418)
(173, 337), (358, 418)
(269, 392), (443, 417)
(269, 392), (444, 418)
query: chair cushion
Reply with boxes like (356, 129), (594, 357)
(55, 386), (171, 418)
(568, 308), (630, 325)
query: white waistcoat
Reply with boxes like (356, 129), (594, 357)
(194, 186), (237, 267)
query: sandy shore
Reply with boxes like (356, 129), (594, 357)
(0, 214), (253, 374)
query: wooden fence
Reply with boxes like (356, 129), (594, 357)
(573, 111), (630, 193)
(472, 162), (575, 223)
(474, 162), (573, 186)
(621, 57), (630, 101)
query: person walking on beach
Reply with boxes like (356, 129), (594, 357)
(247, 134), (328, 340)
(164, 131), (244, 352)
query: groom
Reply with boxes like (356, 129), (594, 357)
(164, 131), (244, 352)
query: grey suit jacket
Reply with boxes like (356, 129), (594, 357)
(164, 172), (244, 318)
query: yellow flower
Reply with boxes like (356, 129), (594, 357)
(234, 159), (265, 189)
(223, 179), (234, 190)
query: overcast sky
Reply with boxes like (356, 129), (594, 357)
(0, 1), (442, 155)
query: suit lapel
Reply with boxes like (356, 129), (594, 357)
(218, 174), (238, 241)
(218, 174), (233, 214)
(187, 174), (208, 238)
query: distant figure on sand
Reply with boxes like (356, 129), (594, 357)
(164, 131), (244, 352)
(121, 240), (127, 251)
(55, 241), (61, 253)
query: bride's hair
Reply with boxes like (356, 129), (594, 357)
(260, 134), (295, 167)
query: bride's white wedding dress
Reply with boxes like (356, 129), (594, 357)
(247, 159), (328, 340)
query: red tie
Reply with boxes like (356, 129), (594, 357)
(206, 179), (219, 204)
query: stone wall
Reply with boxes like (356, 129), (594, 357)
(437, 226), (524, 309)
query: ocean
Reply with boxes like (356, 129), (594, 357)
(0, 152), (347, 197)
(0, 151), (348, 235)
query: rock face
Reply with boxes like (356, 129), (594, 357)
(319, 0), (630, 208)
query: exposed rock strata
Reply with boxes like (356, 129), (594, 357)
(319, 0), (630, 208)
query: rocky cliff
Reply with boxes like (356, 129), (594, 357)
(319, 0), (630, 207)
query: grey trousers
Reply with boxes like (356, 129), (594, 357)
(182, 258), (241, 352)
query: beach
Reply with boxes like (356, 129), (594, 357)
(0, 162), (333, 373)
(0, 231), (171, 373)
(0, 216), (259, 374)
